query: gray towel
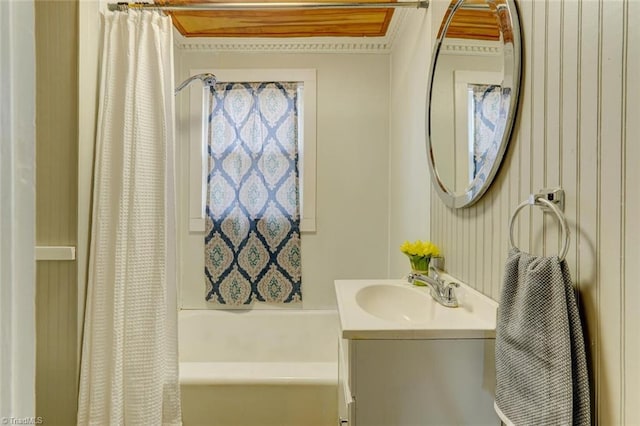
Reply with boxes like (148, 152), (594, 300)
(495, 248), (590, 425)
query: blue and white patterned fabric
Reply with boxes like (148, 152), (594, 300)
(204, 82), (302, 305)
(471, 83), (502, 179)
(466, 84), (511, 197)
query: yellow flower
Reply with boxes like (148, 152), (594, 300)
(399, 240), (441, 258)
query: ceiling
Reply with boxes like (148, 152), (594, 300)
(445, 7), (500, 41)
(162, 0), (396, 38)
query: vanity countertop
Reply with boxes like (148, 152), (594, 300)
(334, 273), (497, 340)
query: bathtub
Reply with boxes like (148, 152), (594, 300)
(179, 309), (339, 426)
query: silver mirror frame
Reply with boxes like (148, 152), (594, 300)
(426, 0), (522, 209)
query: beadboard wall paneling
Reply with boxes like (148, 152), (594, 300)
(430, 0), (639, 423)
(622, 0), (639, 420)
(35, 0), (79, 424)
(35, 262), (78, 424)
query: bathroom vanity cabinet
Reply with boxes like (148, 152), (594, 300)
(334, 278), (501, 425)
(338, 337), (499, 425)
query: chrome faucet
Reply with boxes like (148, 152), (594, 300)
(407, 270), (460, 308)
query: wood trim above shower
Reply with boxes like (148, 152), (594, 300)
(161, 0), (395, 37)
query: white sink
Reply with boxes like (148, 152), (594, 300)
(355, 284), (434, 324)
(334, 273), (497, 340)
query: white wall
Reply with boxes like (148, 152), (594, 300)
(388, 9), (433, 278)
(0, 0), (36, 417)
(175, 50), (390, 309)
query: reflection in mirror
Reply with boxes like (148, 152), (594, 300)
(427, 0), (521, 208)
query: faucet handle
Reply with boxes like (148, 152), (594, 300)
(443, 282), (460, 302)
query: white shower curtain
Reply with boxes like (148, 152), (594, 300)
(78, 11), (181, 426)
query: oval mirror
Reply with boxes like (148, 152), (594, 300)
(426, 0), (521, 208)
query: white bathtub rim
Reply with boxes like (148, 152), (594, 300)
(180, 361), (337, 386)
(178, 308), (338, 317)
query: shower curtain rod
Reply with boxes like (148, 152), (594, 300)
(107, 1), (429, 12)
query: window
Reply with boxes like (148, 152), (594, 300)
(187, 69), (316, 306)
(453, 70), (502, 187)
(467, 83), (502, 180)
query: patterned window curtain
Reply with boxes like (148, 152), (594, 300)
(470, 84), (503, 179)
(204, 82), (302, 305)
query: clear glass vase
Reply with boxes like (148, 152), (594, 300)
(408, 256), (430, 275)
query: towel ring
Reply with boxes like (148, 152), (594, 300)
(509, 196), (570, 261)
